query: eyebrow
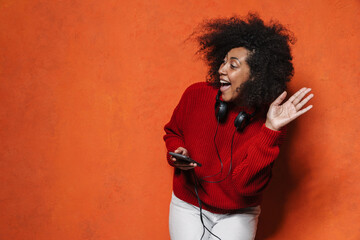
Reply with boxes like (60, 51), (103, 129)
(230, 57), (241, 63)
(225, 54), (242, 63)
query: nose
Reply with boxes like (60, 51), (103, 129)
(218, 62), (227, 76)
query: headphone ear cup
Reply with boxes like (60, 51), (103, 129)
(234, 112), (250, 131)
(215, 101), (228, 122)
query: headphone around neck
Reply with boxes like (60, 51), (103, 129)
(192, 89), (259, 239)
(215, 90), (257, 131)
(193, 89), (259, 239)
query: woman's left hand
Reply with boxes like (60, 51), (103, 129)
(265, 87), (314, 131)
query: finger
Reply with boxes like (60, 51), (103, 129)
(173, 163), (186, 167)
(271, 91), (287, 106)
(174, 163), (194, 169)
(175, 165), (193, 168)
(296, 93), (314, 111)
(287, 87), (306, 104)
(173, 161), (189, 166)
(290, 105), (313, 121)
(293, 88), (312, 106)
(177, 162), (196, 167)
(174, 161), (196, 167)
(175, 147), (189, 157)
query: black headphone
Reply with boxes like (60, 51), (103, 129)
(215, 90), (257, 131)
(193, 89), (259, 239)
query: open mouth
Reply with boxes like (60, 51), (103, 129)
(220, 80), (231, 86)
(220, 80), (231, 92)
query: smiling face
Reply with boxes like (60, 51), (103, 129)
(218, 47), (251, 102)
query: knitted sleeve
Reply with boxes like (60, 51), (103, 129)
(231, 124), (286, 196)
(163, 88), (189, 166)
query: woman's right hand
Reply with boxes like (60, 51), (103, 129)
(170, 147), (197, 170)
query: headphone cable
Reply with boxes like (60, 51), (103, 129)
(193, 172), (221, 240)
(200, 128), (236, 183)
(191, 129), (237, 240)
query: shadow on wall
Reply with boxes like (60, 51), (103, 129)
(255, 120), (311, 240)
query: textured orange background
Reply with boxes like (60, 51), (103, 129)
(0, 0), (359, 239)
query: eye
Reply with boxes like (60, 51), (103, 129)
(230, 64), (237, 69)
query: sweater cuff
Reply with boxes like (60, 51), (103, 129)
(258, 124), (282, 146)
(166, 138), (185, 152)
(165, 138), (185, 166)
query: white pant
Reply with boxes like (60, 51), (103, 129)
(169, 193), (261, 240)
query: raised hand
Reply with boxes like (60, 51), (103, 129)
(265, 87), (314, 131)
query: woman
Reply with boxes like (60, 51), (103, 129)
(163, 13), (313, 240)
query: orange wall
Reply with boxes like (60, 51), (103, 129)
(0, 0), (359, 239)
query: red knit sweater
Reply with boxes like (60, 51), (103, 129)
(163, 82), (285, 213)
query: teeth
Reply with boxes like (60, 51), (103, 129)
(220, 80), (231, 86)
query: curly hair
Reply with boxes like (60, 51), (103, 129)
(190, 13), (295, 109)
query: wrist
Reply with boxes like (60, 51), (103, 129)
(265, 119), (280, 131)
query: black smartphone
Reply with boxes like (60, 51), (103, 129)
(169, 152), (202, 167)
